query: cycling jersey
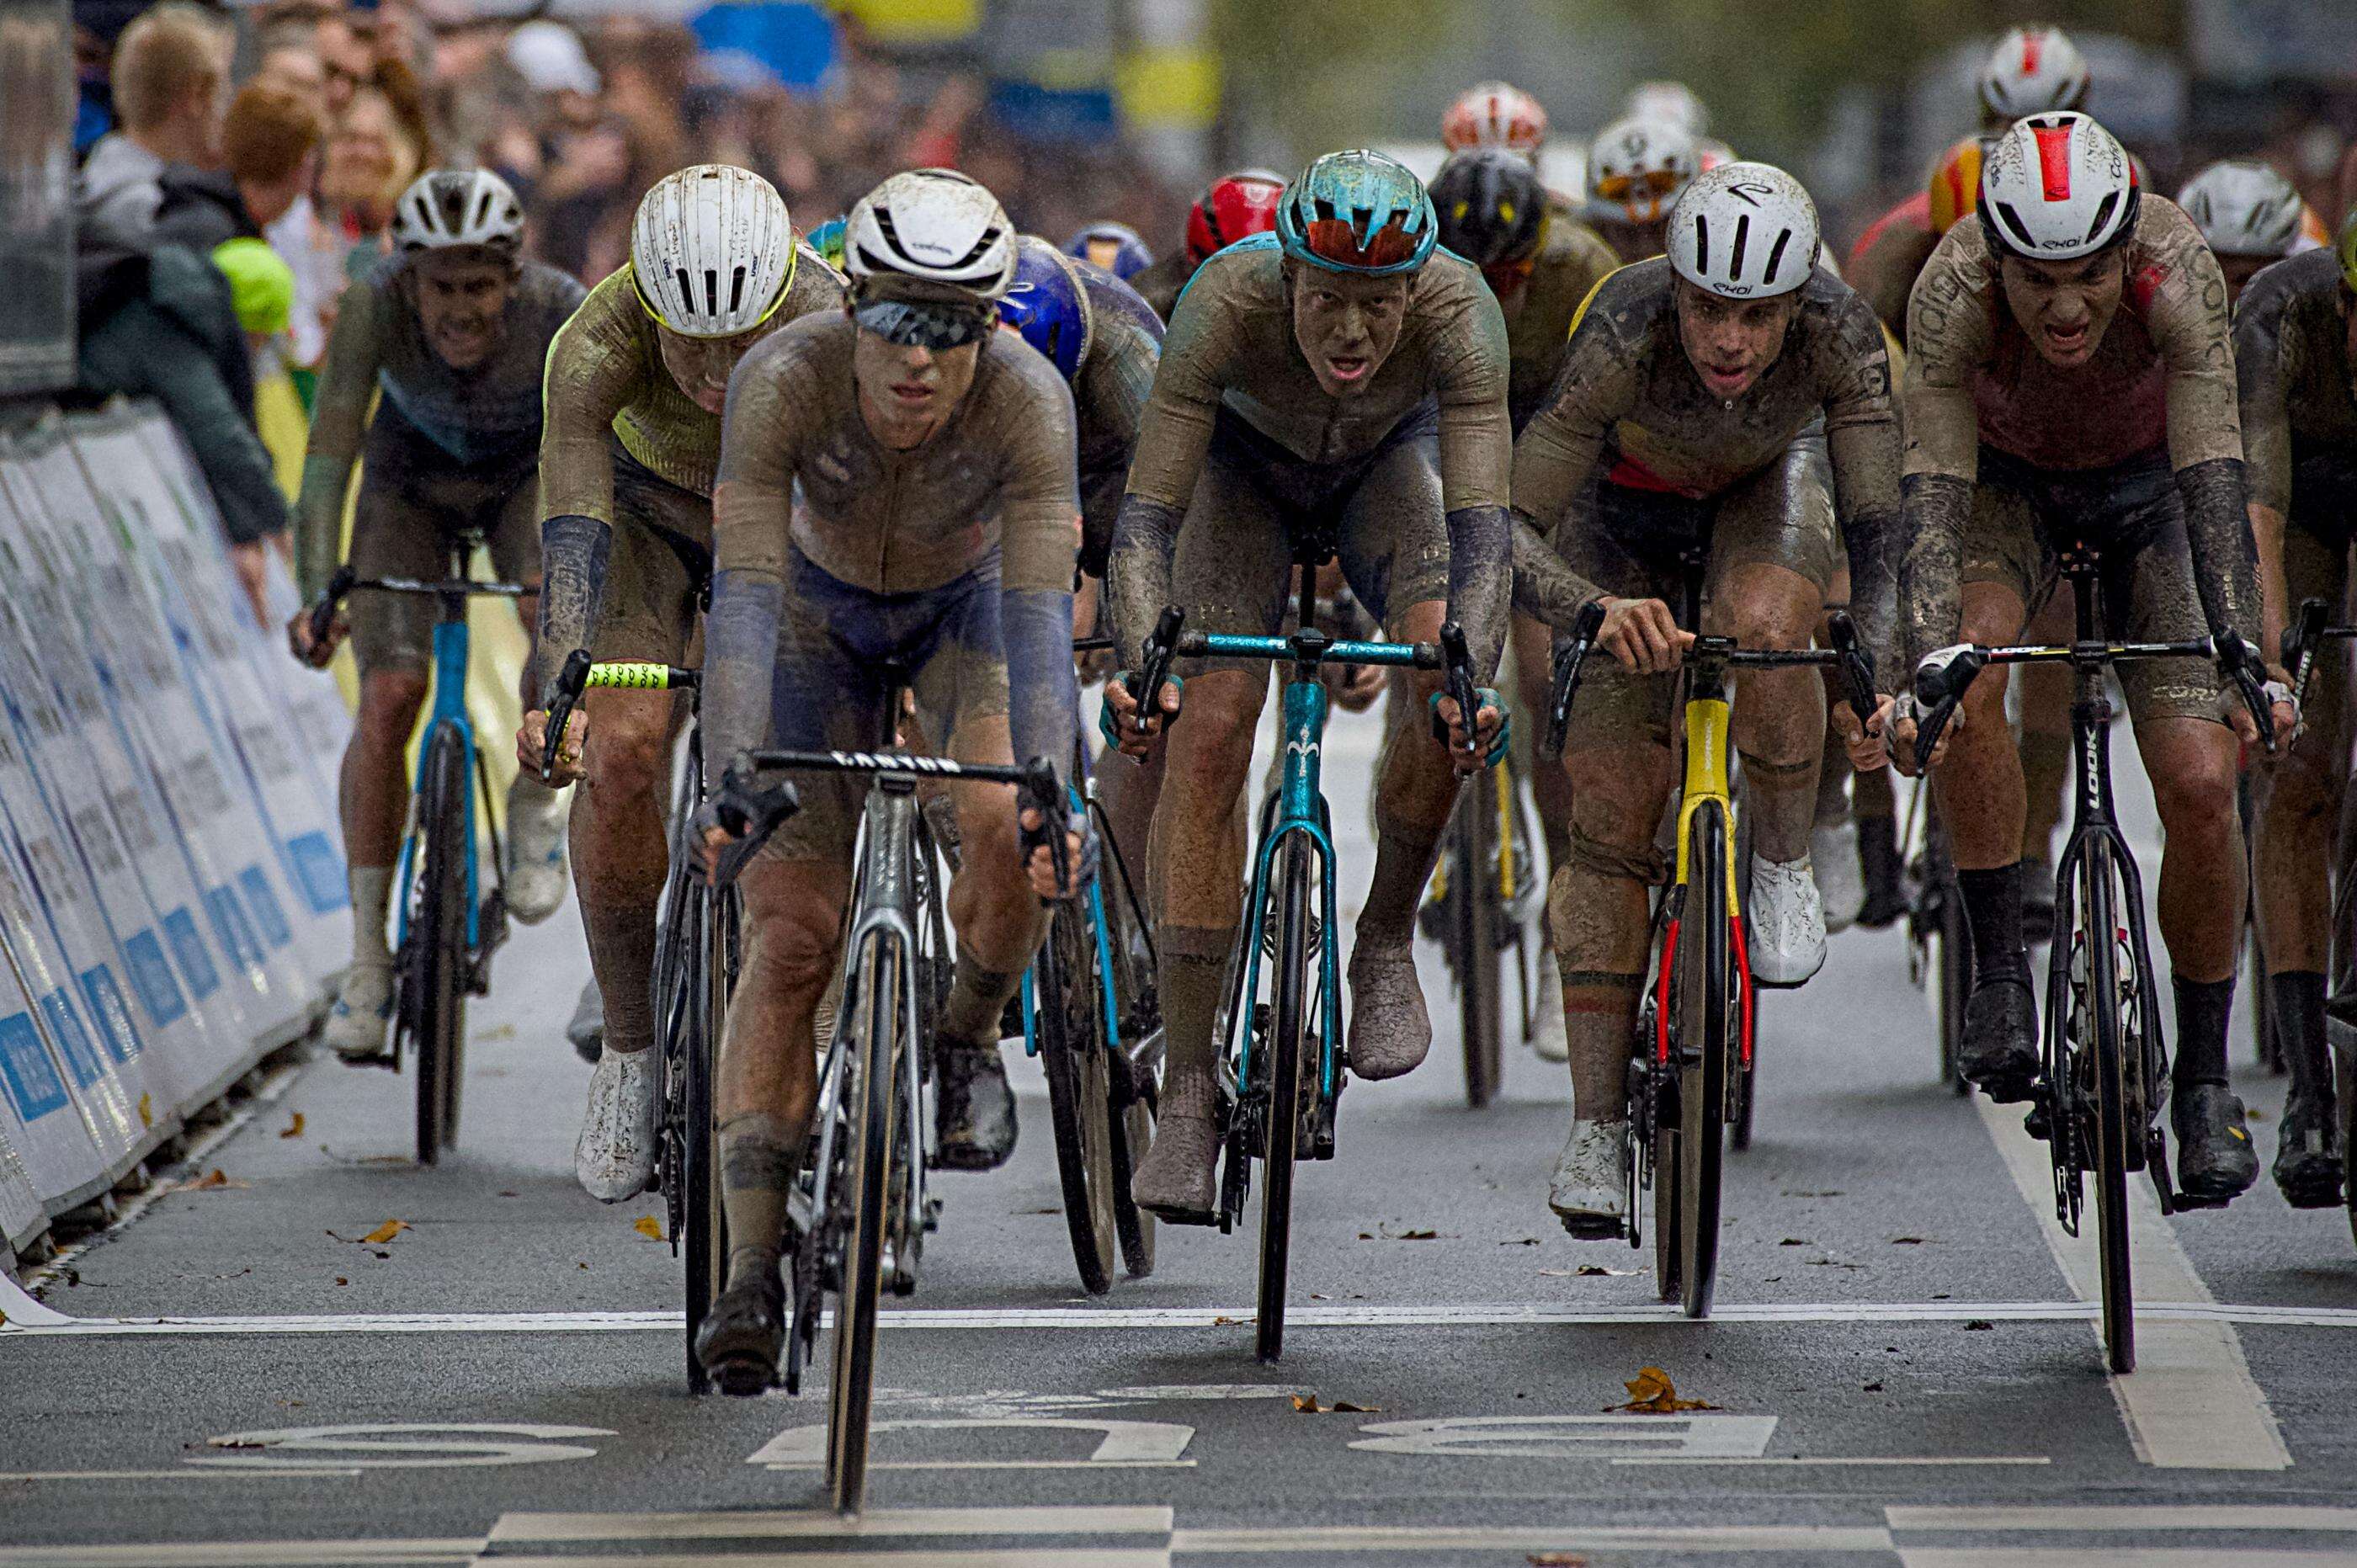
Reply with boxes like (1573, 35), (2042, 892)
(1070, 263), (1165, 577)
(2234, 248), (2357, 525)
(1513, 258), (1902, 668)
(1498, 196), (1622, 432)
(1109, 233), (1515, 676)
(705, 313), (1082, 810)
(1898, 199), (2255, 673)
(294, 254), (586, 600)
(1845, 190), (1938, 337)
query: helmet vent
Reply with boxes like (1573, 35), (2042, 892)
(704, 268), (720, 315)
(1763, 228), (1792, 282)
(674, 268), (695, 311)
(728, 265), (748, 314)
(1727, 214), (1751, 279)
(1692, 215), (1711, 273)
(2085, 192), (2119, 245)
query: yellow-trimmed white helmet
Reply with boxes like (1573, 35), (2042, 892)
(630, 164), (797, 338)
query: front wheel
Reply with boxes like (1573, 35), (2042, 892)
(1255, 836), (1316, 1363)
(678, 885), (732, 1393)
(827, 933), (900, 1515)
(1035, 900), (1119, 1295)
(407, 724), (470, 1166)
(2078, 848), (2136, 1374)
(1676, 803), (1732, 1321)
(1454, 779), (1504, 1109)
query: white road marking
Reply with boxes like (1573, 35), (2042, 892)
(14, 1293), (2357, 1336)
(1349, 1413), (1777, 1459)
(474, 1555), (1170, 1568)
(1898, 1553), (2357, 1567)
(1167, 1523), (1897, 1555)
(748, 1417), (1194, 1470)
(0, 1468), (364, 1482)
(1889, 1505), (2357, 1532)
(1972, 1094), (2293, 1470)
(1615, 1455), (2051, 1466)
(0, 1541), (480, 1566)
(189, 1424), (612, 1470)
(487, 1507), (1175, 1543)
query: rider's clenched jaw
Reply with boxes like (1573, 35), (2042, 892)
(1672, 278), (1796, 401)
(1998, 249), (2126, 369)
(1288, 265), (1412, 397)
(410, 249), (517, 372)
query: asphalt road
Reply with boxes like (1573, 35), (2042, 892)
(6, 701), (2357, 1567)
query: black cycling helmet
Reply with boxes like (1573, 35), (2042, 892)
(1431, 147), (1546, 268)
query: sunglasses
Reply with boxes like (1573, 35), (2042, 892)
(852, 299), (993, 349)
(1301, 217), (1420, 270)
(1594, 168), (1686, 204)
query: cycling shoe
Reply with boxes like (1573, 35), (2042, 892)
(2273, 1090), (2344, 1210)
(694, 1264), (786, 1396)
(2173, 1083), (2260, 1208)
(1961, 979), (2040, 1103)
(1547, 1119), (1628, 1240)
(934, 1042), (1018, 1170)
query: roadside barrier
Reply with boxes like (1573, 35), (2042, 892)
(0, 402), (351, 1266)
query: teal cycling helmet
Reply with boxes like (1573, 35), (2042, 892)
(1274, 150), (1439, 276)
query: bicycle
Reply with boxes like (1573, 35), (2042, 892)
(1910, 542), (2278, 1373)
(711, 734), (1066, 1513)
(306, 549), (525, 1164)
(1420, 736), (1545, 1108)
(2279, 598), (2357, 1245)
(1542, 578), (1877, 1321)
(1124, 576), (1486, 1363)
(1901, 776), (1971, 1096)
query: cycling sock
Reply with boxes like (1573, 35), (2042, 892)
(719, 1113), (804, 1284)
(348, 866), (394, 967)
(2170, 975), (2236, 1092)
(1356, 823), (1442, 949)
(1157, 925), (1232, 1097)
(939, 941), (1020, 1051)
(581, 898), (660, 1055)
(2271, 970), (2332, 1108)
(1957, 864), (2031, 989)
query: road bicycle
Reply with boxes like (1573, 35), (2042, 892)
(1125, 576), (1485, 1363)
(1902, 777), (1971, 1096)
(1543, 577), (1876, 1321)
(712, 731), (1066, 1513)
(1421, 736), (1544, 1108)
(2280, 598), (2357, 1241)
(308, 549), (524, 1164)
(1912, 542), (2276, 1372)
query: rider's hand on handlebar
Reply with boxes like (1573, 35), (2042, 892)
(1886, 694), (1960, 777)
(2224, 675), (2299, 755)
(1833, 693), (1888, 773)
(286, 606), (346, 668)
(1596, 596), (1691, 675)
(1018, 805), (1088, 899)
(1434, 690), (1503, 776)
(518, 709), (588, 784)
(1103, 677), (1180, 757)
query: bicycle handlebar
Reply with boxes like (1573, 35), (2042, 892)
(535, 656), (702, 783)
(721, 748), (1072, 891)
(305, 563), (531, 651)
(1909, 632), (2275, 772)
(1540, 605), (1874, 757)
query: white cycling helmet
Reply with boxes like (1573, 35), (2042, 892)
(630, 164), (798, 339)
(1977, 112), (2139, 262)
(392, 169), (524, 257)
(1979, 24), (2090, 120)
(2176, 159), (2304, 259)
(1667, 162), (1820, 300)
(843, 168), (1018, 304)
(1623, 80), (1706, 136)
(1586, 114), (1700, 226)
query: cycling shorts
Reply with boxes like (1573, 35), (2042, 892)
(1961, 446), (2224, 726)
(348, 405), (540, 676)
(1553, 429), (1840, 747)
(592, 439), (711, 666)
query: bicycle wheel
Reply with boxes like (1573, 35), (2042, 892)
(1931, 825), (1971, 1097)
(679, 885), (732, 1392)
(827, 930), (900, 1515)
(1035, 899), (1119, 1295)
(2339, 1049), (2357, 1254)
(1677, 801), (1732, 1321)
(1256, 835), (1315, 1363)
(1455, 779), (1504, 1109)
(2079, 846), (2136, 1374)
(409, 725), (470, 1166)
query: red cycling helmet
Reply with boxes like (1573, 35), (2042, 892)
(1186, 168), (1286, 267)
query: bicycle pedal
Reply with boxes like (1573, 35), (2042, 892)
(337, 1047), (399, 1072)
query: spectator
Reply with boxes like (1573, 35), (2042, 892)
(315, 72), (431, 285)
(155, 82), (325, 252)
(80, 2), (231, 247)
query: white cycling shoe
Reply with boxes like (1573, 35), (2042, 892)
(1748, 853), (1827, 987)
(1530, 953), (1569, 1062)
(1548, 1119), (1628, 1238)
(574, 1046), (658, 1202)
(1812, 819), (1864, 934)
(324, 962), (395, 1061)
(505, 782), (572, 926)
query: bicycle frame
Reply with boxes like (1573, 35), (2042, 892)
(1662, 647), (1755, 1070)
(396, 609), (485, 950)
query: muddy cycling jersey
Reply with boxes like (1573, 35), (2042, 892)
(1846, 190), (1938, 337)
(1496, 195), (1622, 433)
(1512, 258), (1902, 667)
(1070, 263), (1165, 577)
(2234, 247), (2357, 524)
(704, 312), (1082, 790)
(1109, 234), (1515, 675)
(1897, 199), (2256, 672)
(294, 254), (586, 599)
(539, 254), (845, 532)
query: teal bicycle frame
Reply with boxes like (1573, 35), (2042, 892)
(396, 609), (487, 951)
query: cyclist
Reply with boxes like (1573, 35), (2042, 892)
(2232, 215), (2357, 1206)
(1584, 114), (1700, 265)
(1433, 145), (1620, 1060)
(1066, 221), (1154, 283)
(1519, 163), (1901, 1233)
(689, 169), (1088, 1390)
(1883, 112), (2292, 1205)
(2178, 160), (2328, 306)
(285, 169), (583, 1062)
(1130, 169), (1285, 324)
(1621, 79), (1737, 176)
(525, 164), (845, 1202)
(1442, 81), (1549, 158)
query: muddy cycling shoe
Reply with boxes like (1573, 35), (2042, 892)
(2173, 1084), (2260, 1208)
(1548, 1119), (1628, 1240)
(1961, 979), (2040, 1103)
(934, 1042), (1018, 1171)
(575, 1046), (658, 1201)
(2019, 858), (2056, 946)
(1130, 1092), (1220, 1225)
(694, 1264), (786, 1396)
(1812, 821), (1864, 934)
(1748, 855), (1827, 987)
(1344, 940), (1431, 1080)
(566, 979), (603, 1065)
(325, 962), (396, 1063)
(2273, 1092), (2345, 1209)
(1854, 815), (1906, 930)
(503, 779), (572, 926)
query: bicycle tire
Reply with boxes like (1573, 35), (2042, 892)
(1102, 879), (1157, 1278)
(2247, 918), (2284, 1074)
(2339, 1049), (2357, 1254)
(827, 931), (898, 1515)
(1036, 900), (1118, 1295)
(1255, 836), (1313, 1363)
(680, 885), (731, 1393)
(410, 725), (469, 1166)
(1679, 801), (1732, 1321)
(1652, 1114), (1681, 1303)
(1455, 781), (1504, 1109)
(1937, 862), (1971, 1097)
(2081, 847), (2136, 1374)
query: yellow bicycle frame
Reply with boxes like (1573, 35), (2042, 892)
(1673, 691), (1742, 921)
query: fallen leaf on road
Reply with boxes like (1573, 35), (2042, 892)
(333, 1277), (348, 1286)
(1527, 1555), (1588, 1567)
(1540, 1264), (1637, 1278)
(1502, 1237), (1540, 1246)
(497, 1190), (519, 1199)
(632, 1215), (665, 1241)
(279, 1112), (305, 1139)
(1890, 1236), (1924, 1245)
(1609, 1367), (1721, 1414)
(1292, 1394), (1381, 1413)
(1212, 1314), (1243, 1326)
(473, 1023), (516, 1042)
(1862, 1379), (1884, 1392)
(1777, 1237), (1808, 1246)
(208, 1438), (268, 1450)
(360, 1220), (410, 1246)
(1963, 1319), (1995, 1331)
(182, 1169), (247, 1191)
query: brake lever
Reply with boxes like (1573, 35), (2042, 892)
(1431, 620), (1478, 758)
(2214, 630), (2278, 757)
(540, 647), (593, 784)
(1543, 598), (1608, 760)
(1825, 611), (1877, 732)
(1126, 606), (1184, 737)
(1019, 757), (1069, 897)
